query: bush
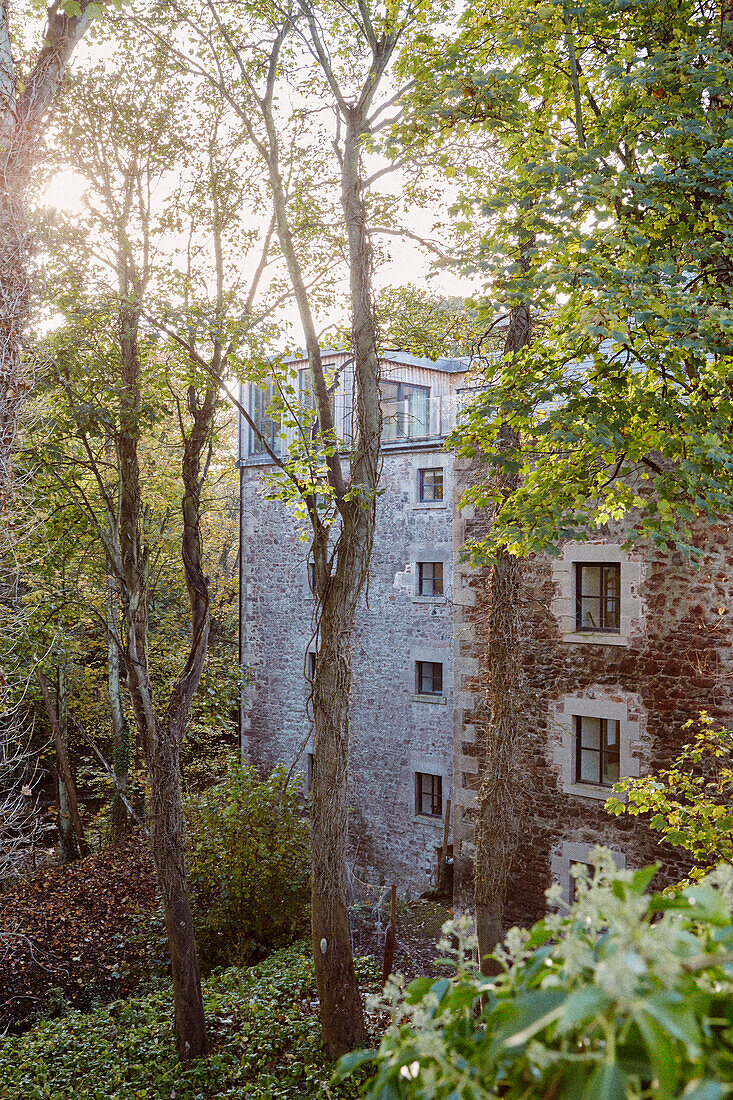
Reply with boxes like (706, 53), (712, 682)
(186, 762), (309, 968)
(0, 942), (374, 1099)
(607, 715), (733, 882)
(340, 849), (733, 1099)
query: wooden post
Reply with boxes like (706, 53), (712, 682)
(437, 797), (451, 895)
(381, 884), (397, 986)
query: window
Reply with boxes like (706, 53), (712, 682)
(418, 467), (443, 502)
(569, 862), (593, 904)
(415, 772), (442, 817)
(307, 652), (316, 680)
(417, 562), (443, 597)
(574, 716), (620, 787)
(307, 752), (314, 792)
(416, 660), (443, 696)
(381, 380), (430, 441)
(307, 562), (316, 593)
(575, 563), (621, 632)
(249, 382), (281, 456)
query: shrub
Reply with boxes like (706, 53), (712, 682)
(340, 849), (733, 1099)
(607, 715), (733, 881)
(186, 762), (309, 968)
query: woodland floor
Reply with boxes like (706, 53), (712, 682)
(0, 838), (449, 1036)
(0, 839), (163, 1033)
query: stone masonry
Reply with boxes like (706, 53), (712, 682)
(239, 354), (465, 895)
(452, 451), (733, 926)
(239, 352), (733, 919)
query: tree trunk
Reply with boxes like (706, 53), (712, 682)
(0, 2), (93, 511)
(116, 305), (209, 1061)
(37, 668), (89, 860)
(474, 301), (531, 968)
(311, 550), (367, 1057)
(56, 662), (78, 862)
(108, 572), (131, 838)
(309, 110), (380, 1057)
(0, 184), (32, 512)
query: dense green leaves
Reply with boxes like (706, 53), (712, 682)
(186, 763), (310, 968)
(341, 851), (733, 1098)
(0, 943), (373, 1099)
(607, 716), (733, 880)
(405, 0), (733, 561)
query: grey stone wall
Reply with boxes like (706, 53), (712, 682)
(239, 445), (456, 896)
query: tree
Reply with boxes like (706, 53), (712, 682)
(607, 716), (733, 881)
(151, 0), (444, 1055)
(438, 0), (733, 563)
(402, 0), (733, 957)
(33, 35), (274, 1058)
(0, 0), (104, 512)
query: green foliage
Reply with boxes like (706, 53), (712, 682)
(341, 850), (733, 1099)
(406, 0), (733, 562)
(375, 287), (482, 361)
(185, 763), (310, 968)
(0, 943), (372, 1099)
(607, 716), (733, 881)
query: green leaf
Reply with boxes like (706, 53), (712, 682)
(642, 995), (702, 1058)
(557, 987), (611, 1033)
(584, 1063), (625, 1100)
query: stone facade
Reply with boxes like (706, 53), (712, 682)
(452, 453), (733, 926)
(238, 353), (465, 895)
(238, 353), (733, 919)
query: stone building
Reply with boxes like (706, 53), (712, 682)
(452, 478), (733, 924)
(238, 350), (733, 920)
(237, 350), (467, 894)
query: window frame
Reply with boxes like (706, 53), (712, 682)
(418, 467), (444, 503)
(415, 771), (443, 818)
(575, 562), (621, 634)
(417, 561), (444, 597)
(573, 715), (621, 788)
(415, 660), (443, 696)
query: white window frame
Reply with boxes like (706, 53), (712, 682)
(413, 456), (449, 510)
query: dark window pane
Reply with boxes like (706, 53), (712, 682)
(418, 468), (444, 502)
(418, 562), (444, 596)
(415, 772), (442, 816)
(576, 563), (621, 632)
(575, 716), (622, 787)
(416, 660), (443, 695)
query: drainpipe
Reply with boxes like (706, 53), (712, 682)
(237, 386), (247, 762)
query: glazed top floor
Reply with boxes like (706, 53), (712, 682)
(237, 349), (471, 464)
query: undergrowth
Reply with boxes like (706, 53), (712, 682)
(0, 942), (377, 1100)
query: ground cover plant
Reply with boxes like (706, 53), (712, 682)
(0, 942), (377, 1100)
(342, 850), (733, 1099)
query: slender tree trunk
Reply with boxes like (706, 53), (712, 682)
(310, 111), (380, 1057)
(107, 572), (131, 838)
(116, 305), (209, 1061)
(56, 661), (77, 862)
(474, 301), (531, 967)
(0, 2), (93, 511)
(0, 182), (32, 512)
(37, 668), (89, 860)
